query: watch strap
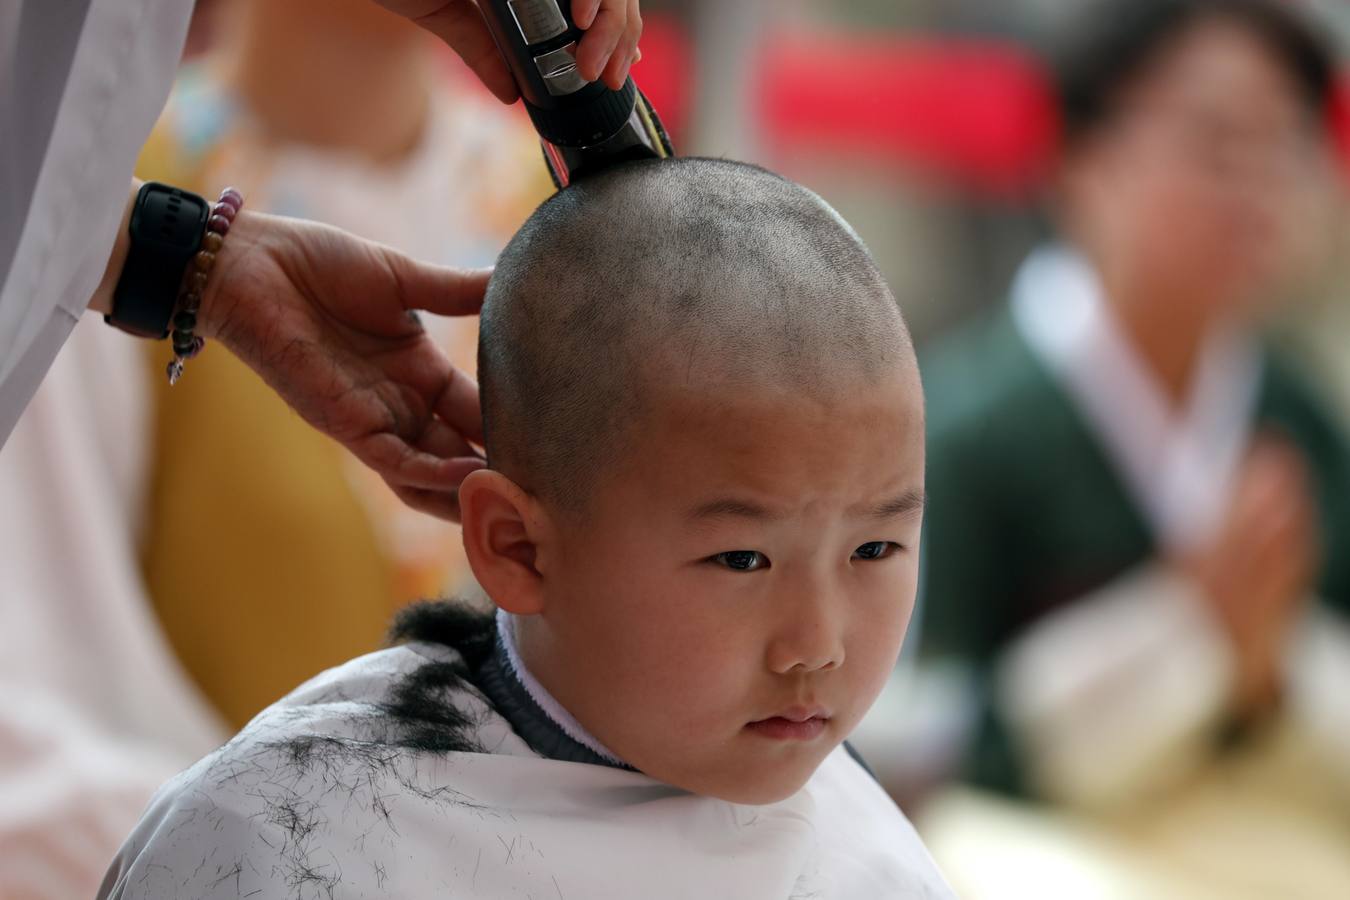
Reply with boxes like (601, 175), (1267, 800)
(106, 182), (210, 338)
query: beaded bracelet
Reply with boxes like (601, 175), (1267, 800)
(167, 186), (243, 385)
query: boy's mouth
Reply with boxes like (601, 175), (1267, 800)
(745, 706), (831, 741)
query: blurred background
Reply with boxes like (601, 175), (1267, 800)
(2, 0), (1349, 897)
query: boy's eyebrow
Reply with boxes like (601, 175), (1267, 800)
(688, 498), (778, 521)
(855, 489), (927, 519)
(687, 490), (926, 522)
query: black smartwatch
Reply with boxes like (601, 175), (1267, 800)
(105, 182), (210, 338)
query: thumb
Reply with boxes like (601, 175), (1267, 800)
(412, 1), (519, 103)
(393, 255), (493, 317)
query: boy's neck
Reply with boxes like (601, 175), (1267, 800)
(494, 610), (627, 767)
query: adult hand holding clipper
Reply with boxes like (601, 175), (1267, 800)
(475, 0), (674, 185)
(2, 0), (645, 497)
(377, 0), (643, 102)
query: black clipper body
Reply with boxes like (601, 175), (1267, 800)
(478, 0), (674, 186)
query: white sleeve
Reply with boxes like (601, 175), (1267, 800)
(1286, 607), (1350, 794)
(0, 0), (193, 448)
(0, 317), (226, 900)
(995, 565), (1350, 810)
(994, 565), (1235, 810)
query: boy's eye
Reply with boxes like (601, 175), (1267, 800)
(853, 541), (898, 561)
(712, 550), (769, 571)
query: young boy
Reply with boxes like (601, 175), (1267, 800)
(99, 159), (951, 898)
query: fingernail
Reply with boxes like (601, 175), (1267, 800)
(633, 46), (643, 63)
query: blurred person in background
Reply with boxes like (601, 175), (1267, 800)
(0, 1), (554, 895)
(134, 0), (549, 730)
(917, 0), (1350, 894)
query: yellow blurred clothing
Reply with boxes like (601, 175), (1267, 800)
(135, 63), (549, 728)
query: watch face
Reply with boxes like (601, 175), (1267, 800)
(135, 184), (211, 255)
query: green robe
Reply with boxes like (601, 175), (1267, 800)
(919, 308), (1350, 796)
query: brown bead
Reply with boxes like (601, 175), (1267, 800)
(194, 250), (216, 272)
(190, 270), (210, 292)
(201, 232), (224, 253)
(179, 290), (202, 312)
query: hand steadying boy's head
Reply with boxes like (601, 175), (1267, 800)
(459, 158), (924, 805)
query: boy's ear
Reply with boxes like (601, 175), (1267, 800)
(459, 469), (550, 616)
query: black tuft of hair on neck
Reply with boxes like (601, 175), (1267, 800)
(387, 599), (497, 672)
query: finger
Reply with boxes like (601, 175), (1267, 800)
(413, 1), (519, 103)
(575, 0), (626, 83)
(390, 254), (492, 317)
(1245, 517), (1316, 599)
(435, 365), (485, 445)
(627, 0), (643, 58)
(392, 483), (468, 524)
(1243, 434), (1310, 498)
(1249, 491), (1305, 547)
(601, 42), (636, 92)
(417, 417), (482, 461)
(357, 432), (485, 490)
(572, 0), (602, 29)
(394, 453), (488, 493)
(600, 0), (641, 89)
(1245, 467), (1316, 554)
(1228, 476), (1303, 551)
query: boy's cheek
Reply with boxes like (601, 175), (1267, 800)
(845, 579), (920, 690)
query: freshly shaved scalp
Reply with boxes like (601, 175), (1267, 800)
(480, 157), (913, 510)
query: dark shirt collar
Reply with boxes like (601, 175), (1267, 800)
(473, 633), (635, 771)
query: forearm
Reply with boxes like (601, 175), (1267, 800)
(995, 564), (1234, 809)
(88, 179), (141, 316)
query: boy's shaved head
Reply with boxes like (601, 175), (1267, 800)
(480, 157), (914, 510)
(466, 158), (927, 806)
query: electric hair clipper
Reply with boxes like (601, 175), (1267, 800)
(477, 0), (674, 187)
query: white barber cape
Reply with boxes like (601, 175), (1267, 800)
(100, 639), (955, 899)
(0, 0), (192, 447)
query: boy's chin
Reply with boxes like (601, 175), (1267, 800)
(717, 781), (809, 807)
(640, 733), (844, 805)
(693, 756), (827, 807)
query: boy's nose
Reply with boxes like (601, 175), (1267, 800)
(765, 585), (846, 675)
(778, 648), (843, 675)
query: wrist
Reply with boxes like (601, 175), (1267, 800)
(196, 206), (264, 343)
(90, 180), (143, 315)
(105, 182), (212, 338)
